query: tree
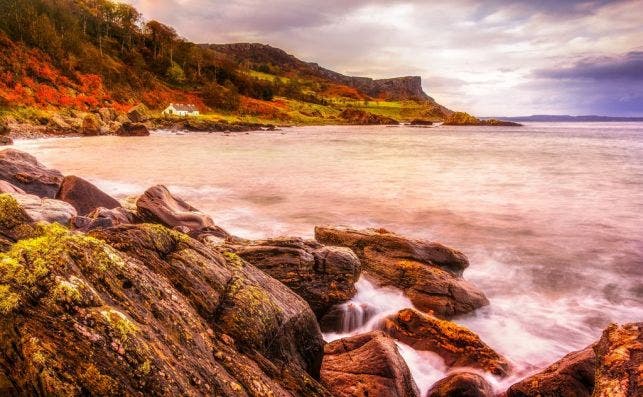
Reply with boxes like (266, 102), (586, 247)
(166, 61), (186, 84)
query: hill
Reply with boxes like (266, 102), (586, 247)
(0, 0), (451, 136)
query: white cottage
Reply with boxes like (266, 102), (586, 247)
(162, 103), (200, 117)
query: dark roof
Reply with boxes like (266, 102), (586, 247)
(169, 103), (198, 112)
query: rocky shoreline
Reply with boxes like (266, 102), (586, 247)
(0, 148), (639, 396)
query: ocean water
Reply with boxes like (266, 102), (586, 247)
(13, 123), (643, 393)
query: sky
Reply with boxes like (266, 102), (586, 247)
(124, 0), (643, 116)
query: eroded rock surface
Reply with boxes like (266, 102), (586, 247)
(507, 345), (595, 397)
(56, 176), (120, 216)
(383, 308), (510, 376)
(427, 372), (494, 397)
(0, 149), (63, 198)
(592, 322), (642, 397)
(321, 331), (420, 397)
(315, 226), (488, 317)
(229, 237), (361, 317)
(136, 185), (217, 232)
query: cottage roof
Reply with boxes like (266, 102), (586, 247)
(169, 103), (198, 112)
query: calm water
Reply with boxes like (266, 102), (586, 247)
(14, 123), (643, 392)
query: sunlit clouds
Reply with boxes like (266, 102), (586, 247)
(124, 0), (643, 116)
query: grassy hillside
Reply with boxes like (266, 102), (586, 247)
(0, 0), (451, 130)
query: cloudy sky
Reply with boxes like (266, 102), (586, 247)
(125, 0), (643, 116)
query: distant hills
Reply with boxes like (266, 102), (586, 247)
(485, 115), (643, 122)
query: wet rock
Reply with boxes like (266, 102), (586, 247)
(506, 345), (595, 397)
(315, 226), (488, 317)
(319, 302), (379, 333)
(116, 122), (149, 136)
(127, 104), (150, 123)
(383, 308), (510, 376)
(136, 185), (216, 232)
(0, 222), (331, 396)
(321, 331), (420, 397)
(0, 136), (12, 146)
(0, 149), (64, 198)
(410, 119), (433, 126)
(56, 176), (120, 216)
(592, 322), (642, 397)
(230, 237), (361, 317)
(427, 372), (494, 397)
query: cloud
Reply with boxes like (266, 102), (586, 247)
(124, 0), (643, 116)
(536, 52), (643, 81)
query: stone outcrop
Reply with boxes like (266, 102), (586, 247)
(0, 149), (64, 198)
(0, 180), (25, 194)
(0, 219), (330, 395)
(444, 112), (522, 126)
(339, 108), (399, 125)
(321, 331), (420, 397)
(56, 176), (120, 216)
(228, 237), (361, 318)
(592, 322), (642, 397)
(314, 226), (488, 317)
(383, 309), (510, 376)
(506, 345), (595, 397)
(427, 372), (494, 397)
(116, 122), (149, 136)
(136, 185), (216, 232)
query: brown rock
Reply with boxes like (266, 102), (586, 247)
(427, 372), (494, 397)
(383, 308), (510, 376)
(0, 136), (12, 146)
(127, 104), (150, 123)
(339, 108), (399, 125)
(72, 207), (137, 232)
(56, 175), (120, 216)
(315, 226), (488, 317)
(506, 345), (595, 397)
(116, 122), (150, 136)
(321, 331), (420, 397)
(136, 185), (216, 232)
(592, 322), (642, 397)
(231, 237), (361, 318)
(82, 114), (101, 136)
(0, 149), (63, 198)
(410, 119), (433, 126)
(0, 180), (25, 194)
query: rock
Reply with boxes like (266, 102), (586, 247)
(315, 226), (488, 317)
(0, 120), (9, 135)
(410, 119), (433, 126)
(97, 107), (116, 122)
(136, 185), (216, 232)
(0, 149), (64, 198)
(506, 345), (595, 397)
(8, 193), (77, 225)
(230, 237), (361, 318)
(82, 114), (101, 136)
(444, 112), (522, 126)
(56, 176), (120, 216)
(320, 302), (379, 333)
(592, 322), (642, 397)
(0, 181), (25, 194)
(0, 136), (12, 146)
(339, 108), (399, 125)
(1, 222), (330, 396)
(383, 308), (510, 376)
(427, 372), (494, 397)
(116, 122), (149, 136)
(321, 331), (420, 397)
(127, 104), (150, 123)
(48, 114), (72, 132)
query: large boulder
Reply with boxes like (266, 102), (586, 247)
(0, 222), (331, 396)
(0, 149), (64, 198)
(427, 372), (494, 397)
(136, 185), (217, 232)
(90, 224), (325, 379)
(315, 226), (488, 317)
(117, 122), (150, 137)
(506, 345), (595, 397)
(2, 193), (76, 226)
(321, 331), (420, 397)
(81, 114), (101, 136)
(229, 237), (361, 318)
(56, 176), (120, 216)
(383, 308), (510, 376)
(592, 322), (642, 397)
